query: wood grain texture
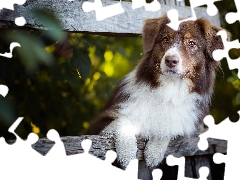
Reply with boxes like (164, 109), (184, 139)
(0, 0), (220, 35)
(165, 0), (176, 6)
(158, 0), (166, 5)
(30, 134), (227, 160)
(193, 155), (213, 180)
(176, 0), (186, 7)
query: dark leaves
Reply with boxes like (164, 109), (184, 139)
(72, 45), (92, 80)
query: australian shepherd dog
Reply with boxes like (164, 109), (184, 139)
(85, 14), (229, 169)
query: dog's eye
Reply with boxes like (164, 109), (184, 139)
(163, 36), (170, 43)
(188, 40), (196, 47)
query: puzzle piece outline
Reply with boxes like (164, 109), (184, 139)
(0, 1), (27, 58)
(166, 155), (210, 180)
(1, 0), (240, 179)
(0, 42), (21, 58)
(0, 0), (26, 11)
(167, 0), (222, 30)
(225, 0), (240, 24)
(212, 30), (240, 78)
(198, 111), (240, 180)
(82, 0), (125, 21)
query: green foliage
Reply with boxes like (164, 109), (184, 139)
(0, 9), (142, 139)
(72, 45), (92, 80)
(32, 8), (66, 41)
(0, 3), (240, 140)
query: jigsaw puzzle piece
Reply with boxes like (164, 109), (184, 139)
(82, 0), (124, 21)
(198, 112), (240, 180)
(72, 139), (138, 180)
(81, 138), (92, 153)
(105, 150), (138, 180)
(212, 30), (240, 78)
(0, 85), (9, 97)
(213, 152), (226, 164)
(8, 117), (24, 140)
(167, 0), (221, 30)
(15, 16), (26, 26)
(189, 0), (221, 16)
(225, 0), (240, 24)
(152, 169), (163, 180)
(132, 0), (161, 11)
(198, 113), (240, 151)
(198, 115), (215, 150)
(0, 0), (26, 10)
(213, 150), (240, 180)
(0, 42), (21, 58)
(105, 150), (117, 164)
(46, 129), (66, 157)
(197, 167), (209, 180)
(167, 9), (185, 31)
(167, 155), (210, 180)
(167, 155), (185, 178)
(213, 150), (239, 180)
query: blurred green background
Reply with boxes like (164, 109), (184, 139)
(0, 0), (239, 140)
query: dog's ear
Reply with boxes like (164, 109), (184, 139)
(142, 15), (168, 54)
(197, 18), (231, 61)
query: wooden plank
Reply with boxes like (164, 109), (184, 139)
(176, 0), (186, 7)
(158, 0), (166, 5)
(192, 156), (213, 180)
(31, 135), (115, 159)
(185, 157), (195, 178)
(138, 160), (152, 180)
(8, 134), (224, 180)
(165, 0), (176, 6)
(28, 134), (227, 160)
(0, 0), (220, 35)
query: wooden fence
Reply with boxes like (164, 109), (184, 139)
(1, 0), (225, 179)
(31, 134), (226, 180)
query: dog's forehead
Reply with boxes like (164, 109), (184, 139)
(179, 20), (201, 32)
(179, 21), (203, 38)
(160, 20), (203, 38)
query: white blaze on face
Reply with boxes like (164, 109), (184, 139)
(160, 46), (183, 74)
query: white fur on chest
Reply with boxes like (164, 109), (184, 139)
(102, 70), (203, 139)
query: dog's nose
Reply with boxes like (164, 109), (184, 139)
(165, 55), (179, 68)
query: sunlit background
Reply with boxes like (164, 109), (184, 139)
(0, 0), (239, 141)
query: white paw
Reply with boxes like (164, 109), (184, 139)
(144, 137), (170, 168)
(144, 145), (165, 168)
(116, 145), (137, 169)
(114, 133), (138, 169)
(101, 117), (138, 169)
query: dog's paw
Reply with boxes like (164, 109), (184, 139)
(116, 146), (138, 169)
(102, 117), (138, 169)
(144, 145), (165, 168)
(114, 133), (138, 169)
(144, 137), (170, 168)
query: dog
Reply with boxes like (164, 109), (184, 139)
(84, 14), (229, 169)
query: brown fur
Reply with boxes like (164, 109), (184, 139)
(84, 15), (230, 135)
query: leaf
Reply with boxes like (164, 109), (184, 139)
(227, 76), (237, 83)
(72, 46), (92, 80)
(236, 92), (240, 105)
(0, 96), (15, 125)
(38, 33), (57, 46)
(32, 9), (66, 41)
(10, 31), (53, 73)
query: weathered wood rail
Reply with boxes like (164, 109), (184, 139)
(1, 0), (224, 179)
(30, 134), (227, 180)
(32, 135), (227, 160)
(0, 0), (220, 36)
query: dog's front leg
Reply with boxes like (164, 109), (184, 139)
(101, 118), (138, 169)
(144, 137), (170, 168)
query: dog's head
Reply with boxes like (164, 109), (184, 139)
(137, 14), (230, 95)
